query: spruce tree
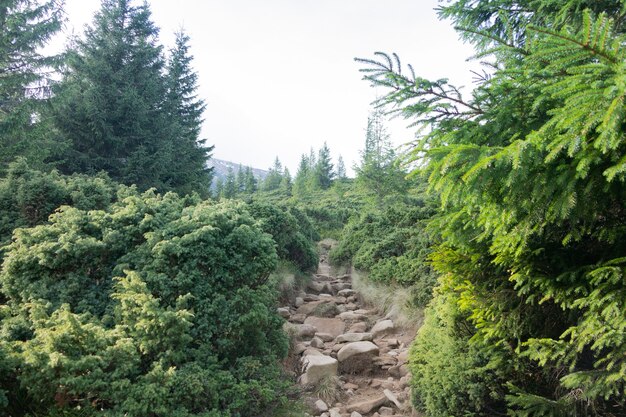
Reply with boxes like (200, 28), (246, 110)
(163, 30), (213, 196)
(336, 155), (347, 180)
(293, 153), (311, 197)
(51, 0), (198, 193)
(358, 2), (626, 415)
(262, 156), (283, 191)
(244, 166), (257, 194)
(0, 0), (64, 174)
(315, 141), (335, 189)
(354, 109), (406, 203)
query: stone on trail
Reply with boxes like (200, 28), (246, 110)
(316, 332), (335, 342)
(346, 395), (388, 414)
(335, 332), (373, 343)
(310, 336), (325, 349)
(295, 297), (304, 307)
(329, 409), (342, 417)
(304, 293), (320, 302)
(289, 313), (307, 324)
(338, 311), (368, 321)
(305, 317), (346, 338)
(299, 354), (338, 385)
(350, 412), (363, 417)
(371, 319), (395, 339)
(296, 324), (317, 340)
(308, 281), (327, 293)
(277, 307), (290, 318)
(315, 399), (329, 413)
(349, 322), (368, 333)
(337, 289), (356, 297)
(337, 341), (380, 372)
(383, 389), (403, 410)
(378, 406), (394, 416)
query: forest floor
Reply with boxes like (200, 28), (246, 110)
(281, 240), (421, 417)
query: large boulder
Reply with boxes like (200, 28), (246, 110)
(371, 320), (395, 339)
(337, 341), (379, 373)
(296, 323), (317, 340)
(299, 354), (338, 385)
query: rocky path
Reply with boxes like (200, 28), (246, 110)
(281, 243), (417, 417)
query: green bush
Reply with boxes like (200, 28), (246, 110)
(247, 201), (318, 272)
(0, 191), (289, 416)
(330, 196), (437, 306)
(409, 284), (508, 416)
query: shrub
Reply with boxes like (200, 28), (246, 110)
(0, 191), (289, 416)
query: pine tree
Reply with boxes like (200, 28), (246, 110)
(336, 155), (347, 180)
(244, 166), (257, 194)
(0, 0), (64, 174)
(222, 167), (237, 199)
(354, 109), (406, 203)
(280, 167), (292, 195)
(163, 30), (213, 196)
(236, 164), (245, 194)
(293, 153), (311, 197)
(51, 0), (189, 193)
(315, 141), (335, 189)
(262, 156), (283, 191)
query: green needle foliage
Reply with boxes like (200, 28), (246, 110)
(358, 1), (626, 415)
(0, 188), (291, 416)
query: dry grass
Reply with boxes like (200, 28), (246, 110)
(312, 375), (343, 404)
(351, 269), (425, 330)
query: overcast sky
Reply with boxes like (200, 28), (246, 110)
(55, 0), (477, 174)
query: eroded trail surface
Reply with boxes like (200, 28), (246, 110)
(282, 242), (417, 417)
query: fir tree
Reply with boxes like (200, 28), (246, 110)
(163, 30), (213, 196)
(280, 167), (292, 195)
(293, 153), (311, 197)
(0, 0), (64, 174)
(262, 156), (283, 191)
(222, 166), (237, 199)
(244, 166), (257, 194)
(51, 0), (197, 193)
(315, 141), (335, 189)
(336, 155), (347, 180)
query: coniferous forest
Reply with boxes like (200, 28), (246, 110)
(1, 0), (626, 416)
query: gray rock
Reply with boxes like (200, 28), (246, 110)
(310, 336), (325, 348)
(338, 311), (368, 321)
(315, 399), (329, 413)
(329, 409), (341, 417)
(346, 395), (387, 414)
(299, 354), (338, 385)
(336, 332), (373, 343)
(371, 320), (395, 339)
(378, 406), (394, 416)
(350, 412), (363, 417)
(316, 332), (335, 342)
(383, 389), (403, 409)
(296, 324), (318, 339)
(295, 297), (304, 307)
(277, 307), (290, 318)
(337, 341), (379, 362)
(337, 289), (356, 297)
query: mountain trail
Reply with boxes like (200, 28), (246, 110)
(281, 240), (421, 417)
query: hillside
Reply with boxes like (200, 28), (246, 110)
(207, 158), (269, 185)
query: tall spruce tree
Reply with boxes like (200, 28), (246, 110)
(52, 0), (208, 194)
(354, 109), (406, 203)
(358, 1), (626, 415)
(315, 141), (335, 189)
(162, 30), (212, 196)
(0, 0), (64, 174)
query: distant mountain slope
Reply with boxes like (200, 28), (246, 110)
(207, 158), (268, 185)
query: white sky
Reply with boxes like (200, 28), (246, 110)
(54, 0), (477, 174)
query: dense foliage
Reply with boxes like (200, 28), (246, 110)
(331, 194), (437, 307)
(0, 187), (297, 416)
(51, 0), (212, 195)
(0, 0), (64, 174)
(358, 0), (626, 415)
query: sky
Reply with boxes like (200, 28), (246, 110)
(54, 0), (477, 174)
